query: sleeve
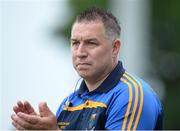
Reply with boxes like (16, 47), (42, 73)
(105, 86), (133, 130)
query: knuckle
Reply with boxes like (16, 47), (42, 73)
(12, 121), (17, 128)
(16, 118), (29, 129)
(22, 122), (30, 129)
(20, 120), (27, 128)
(12, 121), (24, 130)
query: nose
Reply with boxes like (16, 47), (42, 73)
(76, 43), (88, 58)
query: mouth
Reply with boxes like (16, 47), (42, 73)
(77, 63), (91, 65)
(76, 63), (91, 68)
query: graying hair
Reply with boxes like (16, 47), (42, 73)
(73, 7), (121, 41)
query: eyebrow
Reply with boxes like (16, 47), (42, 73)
(71, 38), (78, 42)
(71, 38), (98, 42)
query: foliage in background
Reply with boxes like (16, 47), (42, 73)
(152, 0), (180, 129)
(54, 0), (109, 43)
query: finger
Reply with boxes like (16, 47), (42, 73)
(39, 102), (53, 117)
(17, 101), (24, 108)
(13, 106), (21, 114)
(11, 114), (17, 121)
(12, 114), (35, 129)
(11, 114), (28, 129)
(12, 121), (25, 130)
(17, 101), (28, 113)
(13, 101), (24, 114)
(24, 101), (37, 115)
(17, 112), (39, 124)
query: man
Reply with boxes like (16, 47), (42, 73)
(11, 7), (163, 130)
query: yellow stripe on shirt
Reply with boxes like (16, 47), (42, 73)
(125, 72), (144, 130)
(124, 72), (139, 130)
(64, 100), (107, 111)
(121, 77), (133, 131)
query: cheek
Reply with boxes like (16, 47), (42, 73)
(91, 49), (112, 69)
(71, 53), (76, 64)
(72, 56), (76, 66)
(71, 51), (76, 59)
(94, 48), (112, 60)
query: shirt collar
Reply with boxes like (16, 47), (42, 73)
(78, 61), (125, 95)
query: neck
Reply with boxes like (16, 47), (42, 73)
(85, 73), (109, 92)
(85, 61), (118, 92)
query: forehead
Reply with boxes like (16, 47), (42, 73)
(71, 21), (106, 40)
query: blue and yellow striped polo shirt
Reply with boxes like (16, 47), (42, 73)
(56, 61), (163, 130)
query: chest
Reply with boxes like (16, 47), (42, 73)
(57, 102), (107, 130)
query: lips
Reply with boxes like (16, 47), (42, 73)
(76, 63), (91, 68)
(77, 63), (90, 66)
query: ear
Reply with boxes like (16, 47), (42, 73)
(112, 39), (121, 58)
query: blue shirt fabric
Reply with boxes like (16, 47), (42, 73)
(56, 61), (163, 130)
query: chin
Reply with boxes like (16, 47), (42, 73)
(78, 72), (90, 79)
(79, 74), (88, 79)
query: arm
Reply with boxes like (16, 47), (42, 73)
(105, 87), (133, 130)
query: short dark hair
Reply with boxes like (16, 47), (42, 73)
(74, 7), (121, 40)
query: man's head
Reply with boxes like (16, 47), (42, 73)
(71, 7), (121, 82)
(75, 7), (121, 41)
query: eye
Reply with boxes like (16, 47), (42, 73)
(87, 41), (98, 46)
(87, 41), (97, 45)
(71, 41), (80, 46)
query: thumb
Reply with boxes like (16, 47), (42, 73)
(39, 102), (53, 117)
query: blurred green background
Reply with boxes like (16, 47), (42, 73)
(55, 0), (180, 129)
(152, 0), (180, 129)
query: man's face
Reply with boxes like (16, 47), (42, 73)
(71, 21), (116, 81)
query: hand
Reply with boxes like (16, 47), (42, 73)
(11, 102), (59, 130)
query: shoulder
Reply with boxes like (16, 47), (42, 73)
(107, 71), (145, 111)
(120, 71), (163, 129)
(119, 71), (159, 101)
(109, 71), (145, 105)
(119, 71), (162, 108)
(56, 91), (77, 118)
(105, 71), (163, 130)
